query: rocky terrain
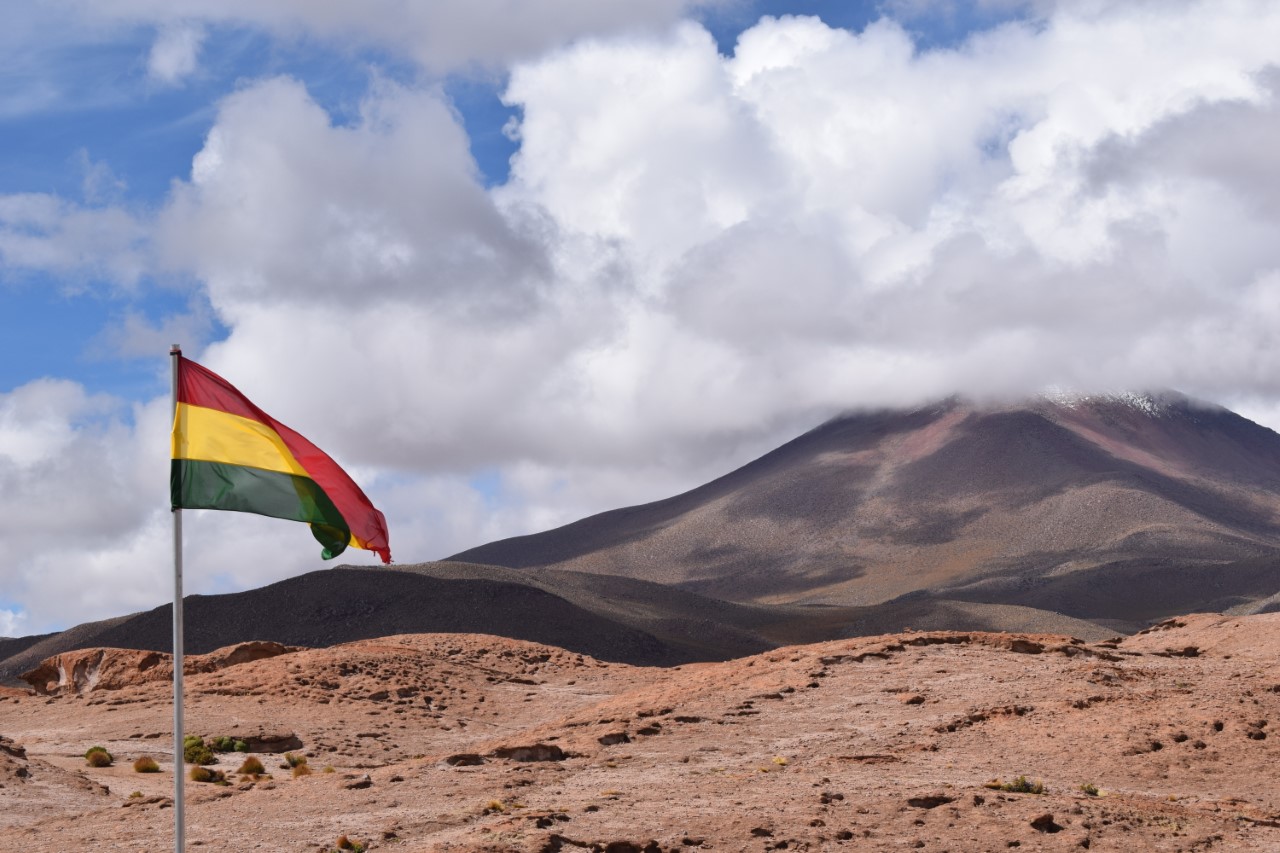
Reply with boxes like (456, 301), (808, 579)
(3, 613), (1280, 851)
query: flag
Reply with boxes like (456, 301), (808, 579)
(170, 355), (392, 563)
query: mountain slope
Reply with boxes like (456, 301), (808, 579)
(0, 566), (691, 685)
(451, 392), (1280, 623)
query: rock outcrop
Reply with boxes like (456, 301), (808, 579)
(20, 641), (298, 695)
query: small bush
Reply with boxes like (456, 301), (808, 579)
(985, 775), (1046, 795)
(1079, 783), (1100, 797)
(233, 740), (249, 753)
(283, 752), (307, 768)
(183, 736), (216, 766)
(128, 790), (143, 798)
(189, 766), (225, 784)
(84, 746), (113, 766)
(237, 756), (265, 776)
(322, 765), (336, 774)
(292, 763), (312, 778)
(85, 748), (113, 768)
(133, 756), (160, 773)
(211, 736), (236, 752)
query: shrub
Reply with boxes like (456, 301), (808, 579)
(283, 752), (307, 768)
(985, 776), (1046, 794)
(85, 747), (113, 767)
(322, 765), (336, 774)
(129, 790), (143, 798)
(183, 736), (216, 766)
(211, 736), (236, 752)
(237, 756), (265, 776)
(292, 763), (312, 778)
(133, 756), (161, 773)
(1079, 783), (1100, 796)
(233, 740), (249, 753)
(189, 766), (225, 783)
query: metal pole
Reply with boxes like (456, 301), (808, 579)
(170, 344), (185, 853)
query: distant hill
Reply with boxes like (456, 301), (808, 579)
(0, 560), (1117, 687)
(452, 392), (1280, 631)
(0, 565), (691, 685)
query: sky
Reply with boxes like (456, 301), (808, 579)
(2, 0), (1280, 638)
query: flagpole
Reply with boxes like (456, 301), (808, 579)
(170, 344), (185, 853)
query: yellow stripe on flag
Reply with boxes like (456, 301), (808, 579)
(173, 403), (310, 478)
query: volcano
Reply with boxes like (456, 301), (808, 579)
(452, 392), (1280, 632)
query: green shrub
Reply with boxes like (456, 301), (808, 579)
(1079, 782), (1100, 796)
(183, 736), (216, 766)
(237, 756), (265, 776)
(984, 775), (1045, 794)
(211, 736), (236, 752)
(283, 752), (307, 768)
(133, 756), (160, 773)
(233, 740), (249, 753)
(86, 748), (113, 768)
(188, 766), (225, 783)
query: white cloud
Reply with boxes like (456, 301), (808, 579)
(54, 0), (720, 73)
(147, 22), (204, 85)
(0, 193), (148, 288)
(6, 1), (1280, 635)
(0, 608), (25, 638)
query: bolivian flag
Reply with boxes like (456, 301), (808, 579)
(171, 356), (391, 563)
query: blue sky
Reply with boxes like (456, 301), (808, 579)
(0, 2), (1023, 405)
(2, 0), (1280, 636)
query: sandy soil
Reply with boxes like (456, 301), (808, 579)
(3, 615), (1279, 851)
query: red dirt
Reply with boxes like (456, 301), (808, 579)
(2, 619), (1279, 850)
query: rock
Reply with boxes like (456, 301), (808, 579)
(0, 736), (26, 759)
(1030, 814), (1063, 833)
(907, 793), (956, 809)
(20, 642), (298, 695)
(490, 743), (566, 762)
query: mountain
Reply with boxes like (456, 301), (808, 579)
(12, 391), (1275, 685)
(452, 392), (1280, 631)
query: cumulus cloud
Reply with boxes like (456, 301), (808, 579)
(0, 193), (148, 288)
(5, 1), (1280, 633)
(0, 608), (24, 638)
(147, 22), (204, 85)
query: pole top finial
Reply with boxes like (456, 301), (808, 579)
(171, 344), (182, 354)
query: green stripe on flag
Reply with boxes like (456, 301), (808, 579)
(170, 459), (351, 558)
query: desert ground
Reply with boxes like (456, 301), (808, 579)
(3, 613), (1280, 851)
